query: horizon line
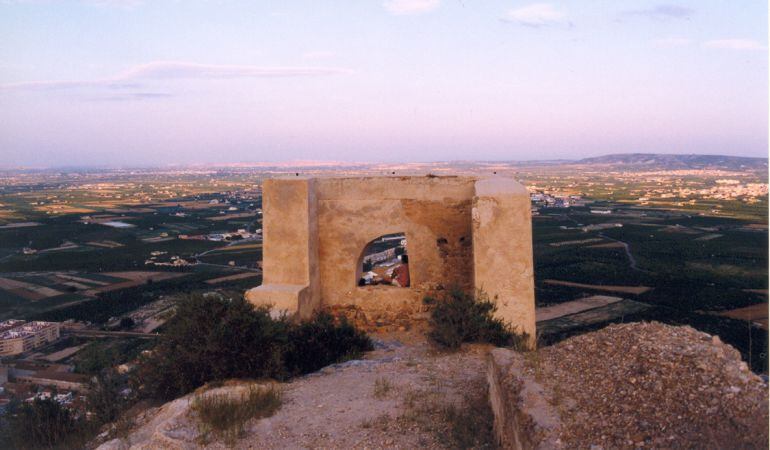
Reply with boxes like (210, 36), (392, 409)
(1, 152), (767, 172)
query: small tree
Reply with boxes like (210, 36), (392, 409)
(284, 313), (373, 375)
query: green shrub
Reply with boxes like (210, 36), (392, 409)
(284, 312), (373, 375)
(426, 289), (529, 349)
(136, 293), (372, 401)
(192, 385), (282, 445)
(74, 338), (152, 375)
(135, 294), (289, 400)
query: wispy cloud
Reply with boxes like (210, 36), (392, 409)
(1, 0), (143, 7)
(502, 3), (569, 28)
(85, 0), (143, 9)
(88, 92), (173, 102)
(383, 0), (439, 15)
(704, 39), (766, 51)
(653, 37), (693, 48)
(623, 4), (693, 20)
(1, 61), (352, 91)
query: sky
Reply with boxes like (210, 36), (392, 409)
(0, 0), (767, 167)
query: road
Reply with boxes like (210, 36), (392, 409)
(192, 237), (262, 272)
(561, 212), (647, 273)
(598, 232), (647, 272)
(66, 330), (159, 339)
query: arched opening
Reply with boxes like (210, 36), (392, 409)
(357, 233), (409, 288)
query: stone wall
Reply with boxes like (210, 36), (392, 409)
(315, 176), (476, 318)
(486, 348), (561, 449)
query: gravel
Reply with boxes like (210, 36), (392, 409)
(531, 322), (768, 449)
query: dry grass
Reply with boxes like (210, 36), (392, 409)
(359, 413), (392, 431)
(400, 377), (495, 449)
(373, 377), (392, 399)
(191, 385), (282, 445)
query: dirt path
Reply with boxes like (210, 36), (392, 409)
(597, 232), (647, 272)
(247, 338), (490, 449)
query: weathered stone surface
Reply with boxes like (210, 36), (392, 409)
(473, 177), (536, 346)
(245, 178), (320, 319)
(247, 175), (536, 342)
(487, 348), (562, 450)
(487, 322), (769, 449)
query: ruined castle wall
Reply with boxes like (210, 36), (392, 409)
(247, 178), (320, 318)
(473, 178), (536, 344)
(247, 175), (536, 339)
(314, 177), (475, 315)
(260, 178), (316, 286)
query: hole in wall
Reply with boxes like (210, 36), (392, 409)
(357, 233), (409, 287)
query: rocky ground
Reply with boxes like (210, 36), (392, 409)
(529, 322), (769, 449)
(97, 332), (494, 450)
(98, 322), (769, 449)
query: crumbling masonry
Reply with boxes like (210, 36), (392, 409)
(246, 175), (536, 347)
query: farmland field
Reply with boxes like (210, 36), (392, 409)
(532, 201), (768, 371)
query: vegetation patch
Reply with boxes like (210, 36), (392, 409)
(400, 377), (495, 449)
(192, 385), (282, 446)
(0, 370), (130, 450)
(425, 289), (529, 350)
(136, 293), (373, 400)
(373, 377), (392, 399)
(1, 398), (89, 450)
(73, 338), (154, 375)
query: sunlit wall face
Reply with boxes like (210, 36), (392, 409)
(0, 0), (766, 167)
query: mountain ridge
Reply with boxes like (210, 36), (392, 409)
(577, 153), (767, 170)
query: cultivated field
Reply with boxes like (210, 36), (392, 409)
(542, 280), (652, 295)
(719, 304), (768, 330)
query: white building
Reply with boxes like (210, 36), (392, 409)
(0, 321), (60, 356)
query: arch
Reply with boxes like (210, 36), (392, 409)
(355, 232), (409, 287)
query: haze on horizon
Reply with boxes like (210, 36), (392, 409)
(0, 0), (767, 168)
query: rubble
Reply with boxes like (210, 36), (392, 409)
(529, 322), (768, 449)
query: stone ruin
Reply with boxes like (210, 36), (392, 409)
(245, 175), (536, 347)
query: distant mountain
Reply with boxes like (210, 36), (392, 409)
(577, 153), (767, 171)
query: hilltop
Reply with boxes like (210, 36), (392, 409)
(97, 322), (768, 449)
